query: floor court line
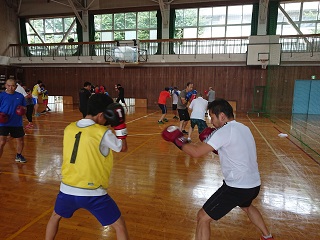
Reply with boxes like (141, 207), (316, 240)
(115, 134), (157, 165)
(247, 115), (294, 174)
(274, 126), (320, 165)
(5, 207), (54, 240)
(273, 116), (320, 145)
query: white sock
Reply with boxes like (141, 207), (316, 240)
(262, 233), (272, 239)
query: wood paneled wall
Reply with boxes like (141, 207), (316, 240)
(21, 65), (320, 113)
(267, 66), (320, 114)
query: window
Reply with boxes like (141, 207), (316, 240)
(26, 17), (78, 56)
(277, 1), (320, 35)
(94, 11), (157, 41)
(175, 4), (253, 39)
(27, 17), (78, 44)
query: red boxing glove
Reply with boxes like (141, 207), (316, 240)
(0, 112), (9, 123)
(199, 127), (218, 154)
(162, 125), (188, 149)
(113, 123), (128, 139)
(199, 127), (215, 142)
(16, 105), (26, 116)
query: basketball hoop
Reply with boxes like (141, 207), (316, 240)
(260, 59), (268, 70)
(119, 61), (125, 69)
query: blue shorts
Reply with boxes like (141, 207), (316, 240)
(32, 97), (38, 105)
(158, 104), (167, 114)
(54, 191), (121, 226)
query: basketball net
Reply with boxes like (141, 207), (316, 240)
(260, 59), (268, 70)
(119, 61), (125, 69)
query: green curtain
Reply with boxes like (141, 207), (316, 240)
(88, 14), (96, 56)
(267, 1), (279, 35)
(251, 3), (259, 36)
(19, 18), (32, 57)
(156, 10), (162, 55)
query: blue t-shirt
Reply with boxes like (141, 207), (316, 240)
(0, 91), (26, 127)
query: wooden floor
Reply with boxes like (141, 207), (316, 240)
(1, 104), (320, 240)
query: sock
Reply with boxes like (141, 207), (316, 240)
(262, 234), (273, 239)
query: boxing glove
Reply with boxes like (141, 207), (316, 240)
(16, 105), (26, 116)
(199, 127), (218, 154)
(185, 91), (192, 101)
(190, 90), (197, 102)
(0, 112), (9, 123)
(104, 103), (127, 139)
(162, 126), (188, 150)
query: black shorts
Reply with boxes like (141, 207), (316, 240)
(0, 126), (25, 138)
(158, 104), (167, 114)
(178, 109), (190, 121)
(203, 181), (260, 220)
(116, 97), (125, 104)
(172, 104), (177, 110)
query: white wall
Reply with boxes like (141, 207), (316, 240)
(0, 1), (19, 59)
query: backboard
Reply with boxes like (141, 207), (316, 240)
(246, 43), (281, 66)
(246, 35), (281, 67)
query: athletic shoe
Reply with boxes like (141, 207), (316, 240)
(173, 116), (179, 119)
(34, 113), (41, 117)
(260, 236), (274, 240)
(187, 138), (192, 143)
(25, 123), (33, 129)
(163, 118), (168, 122)
(15, 154), (27, 163)
(158, 121), (164, 124)
(182, 130), (188, 134)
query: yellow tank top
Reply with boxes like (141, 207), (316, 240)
(61, 122), (113, 189)
(32, 84), (40, 96)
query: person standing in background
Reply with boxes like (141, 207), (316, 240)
(157, 87), (171, 124)
(187, 92), (208, 142)
(15, 79), (28, 97)
(206, 87), (215, 117)
(0, 79), (27, 163)
(171, 87), (180, 120)
(207, 87), (215, 105)
(41, 84), (51, 113)
(115, 84), (128, 111)
(177, 82), (193, 135)
(32, 80), (43, 117)
(79, 82), (92, 118)
(25, 89), (34, 129)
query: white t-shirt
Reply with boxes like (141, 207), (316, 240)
(172, 90), (180, 104)
(15, 83), (27, 97)
(189, 97), (208, 120)
(206, 120), (261, 188)
(60, 119), (123, 196)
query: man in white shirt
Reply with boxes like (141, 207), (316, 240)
(187, 92), (208, 142)
(15, 80), (27, 97)
(162, 98), (274, 240)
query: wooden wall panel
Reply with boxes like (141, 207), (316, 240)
(22, 65), (320, 113)
(267, 66), (320, 114)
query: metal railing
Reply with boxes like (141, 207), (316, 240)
(9, 34), (320, 60)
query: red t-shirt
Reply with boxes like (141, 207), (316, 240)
(158, 91), (170, 104)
